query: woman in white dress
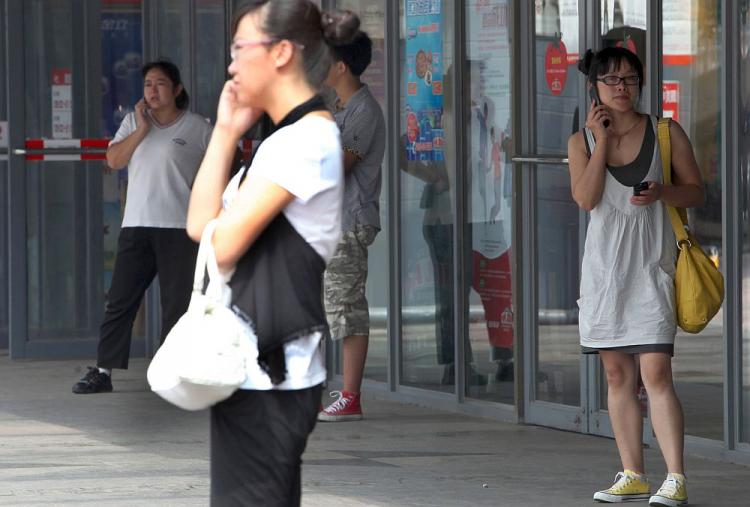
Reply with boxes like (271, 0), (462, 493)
(567, 47), (704, 507)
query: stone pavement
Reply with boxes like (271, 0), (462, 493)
(0, 354), (746, 506)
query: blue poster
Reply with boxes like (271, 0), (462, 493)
(100, 8), (143, 292)
(101, 10), (143, 138)
(405, 0), (444, 161)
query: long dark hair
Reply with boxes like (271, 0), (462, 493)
(141, 60), (190, 109)
(231, 0), (360, 87)
(578, 47), (644, 94)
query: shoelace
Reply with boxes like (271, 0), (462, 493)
(657, 476), (681, 496)
(324, 391), (351, 412)
(610, 472), (640, 492)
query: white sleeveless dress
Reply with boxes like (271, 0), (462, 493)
(578, 115), (677, 349)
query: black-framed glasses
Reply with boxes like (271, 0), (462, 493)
(597, 75), (640, 86)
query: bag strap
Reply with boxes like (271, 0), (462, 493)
(192, 220), (218, 294)
(657, 117), (691, 246)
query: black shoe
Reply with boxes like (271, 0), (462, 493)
(441, 363), (487, 386)
(495, 360), (514, 382)
(72, 367), (113, 394)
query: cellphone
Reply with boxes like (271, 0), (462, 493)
(588, 87), (610, 128)
(633, 181), (649, 196)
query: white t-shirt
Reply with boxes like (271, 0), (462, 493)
(216, 115), (343, 390)
(111, 111), (212, 229)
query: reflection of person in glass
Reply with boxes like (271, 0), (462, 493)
(72, 60), (212, 395)
(568, 47), (704, 506)
(400, 67), (486, 387)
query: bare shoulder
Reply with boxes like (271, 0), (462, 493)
(568, 130), (586, 153)
(666, 118), (690, 143)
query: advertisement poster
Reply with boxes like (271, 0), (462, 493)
(405, 0), (444, 162)
(101, 7), (142, 292)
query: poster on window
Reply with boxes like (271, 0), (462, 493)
(405, 0), (444, 162)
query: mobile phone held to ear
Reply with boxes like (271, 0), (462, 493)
(633, 181), (649, 196)
(588, 86), (610, 128)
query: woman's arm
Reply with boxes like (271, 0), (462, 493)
(186, 80), (262, 241)
(106, 101), (151, 170)
(210, 173), (295, 272)
(568, 102), (611, 211)
(631, 120), (705, 208)
(186, 126), (237, 241)
(568, 131), (608, 211)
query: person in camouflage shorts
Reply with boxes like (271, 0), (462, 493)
(318, 31), (385, 422)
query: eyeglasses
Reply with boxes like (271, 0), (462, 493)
(230, 39), (275, 60)
(597, 75), (640, 86)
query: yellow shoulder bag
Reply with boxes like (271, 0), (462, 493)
(656, 117), (724, 334)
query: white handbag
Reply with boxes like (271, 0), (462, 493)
(147, 220), (250, 411)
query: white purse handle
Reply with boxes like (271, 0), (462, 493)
(192, 219), (220, 295)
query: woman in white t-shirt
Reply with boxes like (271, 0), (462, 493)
(186, 2), (360, 505)
(72, 60), (212, 395)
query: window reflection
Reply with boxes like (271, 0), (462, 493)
(400, 0), (457, 391)
(739, 0), (750, 445)
(663, 0), (724, 442)
(535, 0), (582, 406)
(465, 1), (514, 403)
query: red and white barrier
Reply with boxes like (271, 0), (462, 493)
(22, 138), (109, 161)
(19, 137), (259, 163)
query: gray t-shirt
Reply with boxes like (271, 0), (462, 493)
(334, 85), (385, 232)
(111, 110), (212, 229)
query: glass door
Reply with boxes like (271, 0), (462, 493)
(519, 0), (587, 431)
(0, 0), (8, 351)
(6, 0), (146, 358)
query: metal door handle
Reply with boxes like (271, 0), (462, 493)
(511, 155), (569, 164)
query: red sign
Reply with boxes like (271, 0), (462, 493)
(52, 69), (72, 86)
(544, 41), (568, 96)
(616, 36), (638, 55)
(662, 81), (680, 122)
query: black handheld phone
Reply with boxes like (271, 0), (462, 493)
(588, 87), (610, 128)
(633, 181), (649, 196)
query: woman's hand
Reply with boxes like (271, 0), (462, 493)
(630, 181), (662, 206)
(585, 99), (611, 140)
(134, 98), (151, 132)
(215, 80), (262, 139)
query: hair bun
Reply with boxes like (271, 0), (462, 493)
(577, 49), (595, 75)
(321, 10), (360, 46)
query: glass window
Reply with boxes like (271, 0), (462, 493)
(596, 0), (648, 413)
(101, 0), (146, 340)
(663, 0), (723, 442)
(464, 1), (514, 402)
(739, 0), (750, 445)
(195, 0), (227, 121)
(332, 0), (388, 384)
(155, 0), (190, 79)
(400, 0), (456, 392)
(533, 0), (582, 406)
(0, 0), (7, 349)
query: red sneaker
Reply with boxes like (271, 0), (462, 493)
(318, 390), (362, 422)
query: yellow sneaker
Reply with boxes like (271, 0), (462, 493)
(649, 473), (688, 507)
(594, 470), (651, 503)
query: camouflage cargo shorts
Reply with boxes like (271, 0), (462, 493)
(324, 224), (378, 340)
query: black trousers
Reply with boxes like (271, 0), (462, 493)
(210, 385), (323, 507)
(97, 227), (198, 370)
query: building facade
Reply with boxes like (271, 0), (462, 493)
(1, 0), (748, 464)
